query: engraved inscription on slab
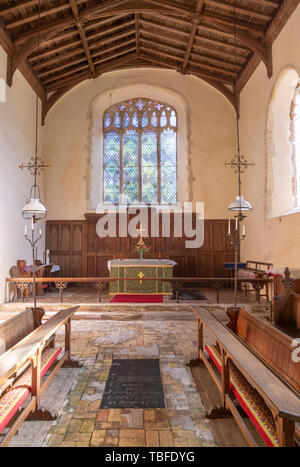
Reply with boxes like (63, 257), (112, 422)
(100, 359), (165, 409)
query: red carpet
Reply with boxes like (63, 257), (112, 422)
(110, 294), (163, 303)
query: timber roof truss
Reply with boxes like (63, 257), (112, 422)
(0, 0), (298, 123)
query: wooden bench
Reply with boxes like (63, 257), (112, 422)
(0, 305), (80, 447)
(192, 306), (300, 447)
(273, 267), (300, 330)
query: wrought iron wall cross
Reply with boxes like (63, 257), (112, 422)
(19, 155), (50, 178)
(224, 154), (254, 174)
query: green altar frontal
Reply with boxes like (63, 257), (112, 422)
(108, 259), (177, 295)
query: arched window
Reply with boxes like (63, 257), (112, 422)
(291, 84), (300, 206)
(103, 98), (177, 205)
(266, 69), (300, 218)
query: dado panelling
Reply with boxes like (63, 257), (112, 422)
(46, 214), (236, 278)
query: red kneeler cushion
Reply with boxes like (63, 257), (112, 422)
(206, 344), (279, 447)
(0, 346), (62, 434)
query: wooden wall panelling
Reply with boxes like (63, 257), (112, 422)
(46, 215), (237, 279)
(46, 220), (85, 277)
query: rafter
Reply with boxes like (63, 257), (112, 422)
(140, 28), (245, 65)
(39, 38), (136, 80)
(0, 0), (295, 123)
(33, 29), (136, 71)
(182, 0), (204, 72)
(140, 46), (236, 81)
(45, 51), (138, 92)
(68, 0), (95, 75)
(205, 0), (273, 21)
(140, 51), (235, 85)
(141, 36), (240, 73)
(140, 17), (249, 56)
(42, 53), (139, 124)
(135, 13), (140, 57)
(159, 13), (272, 76)
(29, 18), (135, 63)
(43, 46), (136, 86)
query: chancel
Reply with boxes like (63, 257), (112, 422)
(0, 0), (300, 450)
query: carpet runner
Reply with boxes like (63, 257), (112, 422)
(110, 294), (163, 303)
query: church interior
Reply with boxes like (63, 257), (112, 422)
(0, 0), (300, 449)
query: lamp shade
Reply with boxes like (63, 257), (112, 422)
(228, 196), (252, 212)
(22, 184), (47, 220)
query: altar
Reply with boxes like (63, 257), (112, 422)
(108, 259), (177, 296)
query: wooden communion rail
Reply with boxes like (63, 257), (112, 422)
(6, 276), (273, 304)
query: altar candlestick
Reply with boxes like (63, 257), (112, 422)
(235, 217), (238, 230)
(31, 217), (34, 231)
(24, 225), (27, 236)
(228, 219), (231, 235)
(242, 225), (246, 236)
(39, 229), (42, 236)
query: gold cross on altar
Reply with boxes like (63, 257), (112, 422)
(138, 271), (145, 284)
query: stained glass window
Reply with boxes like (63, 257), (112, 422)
(103, 98), (177, 205)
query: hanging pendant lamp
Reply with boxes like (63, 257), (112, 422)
(21, 0), (48, 222)
(226, 0), (253, 218)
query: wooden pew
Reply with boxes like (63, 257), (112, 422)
(225, 305), (300, 444)
(192, 306), (300, 447)
(273, 267), (300, 330)
(0, 305), (80, 447)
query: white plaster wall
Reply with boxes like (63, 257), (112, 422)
(43, 68), (237, 220)
(239, 4), (300, 267)
(0, 45), (45, 304)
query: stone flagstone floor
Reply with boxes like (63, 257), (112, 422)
(7, 313), (219, 447)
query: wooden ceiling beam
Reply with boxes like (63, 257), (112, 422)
(17, 14), (128, 46)
(140, 51), (234, 85)
(68, 0), (95, 75)
(193, 39), (246, 62)
(237, 0), (299, 92)
(0, 0), (40, 16)
(159, 13), (271, 76)
(165, 11), (265, 37)
(43, 45), (136, 85)
(242, 0), (280, 8)
(205, 0), (273, 21)
(6, 3), (74, 30)
(140, 27), (245, 64)
(29, 18), (135, 63)
(39, 38), (135, 80)
(6, 0), (189, 85)
(42, 53), (138, 123)
(140, 16), (247, 56)
(135, 13), (140, 57)
(39, 56), (87, 78)
(141, 44), (237, 79)
(45, 51), (137, 92)
(141, 36), (241, 71)
(182, 0), (204, 72)
(33, 29), (136, 70)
